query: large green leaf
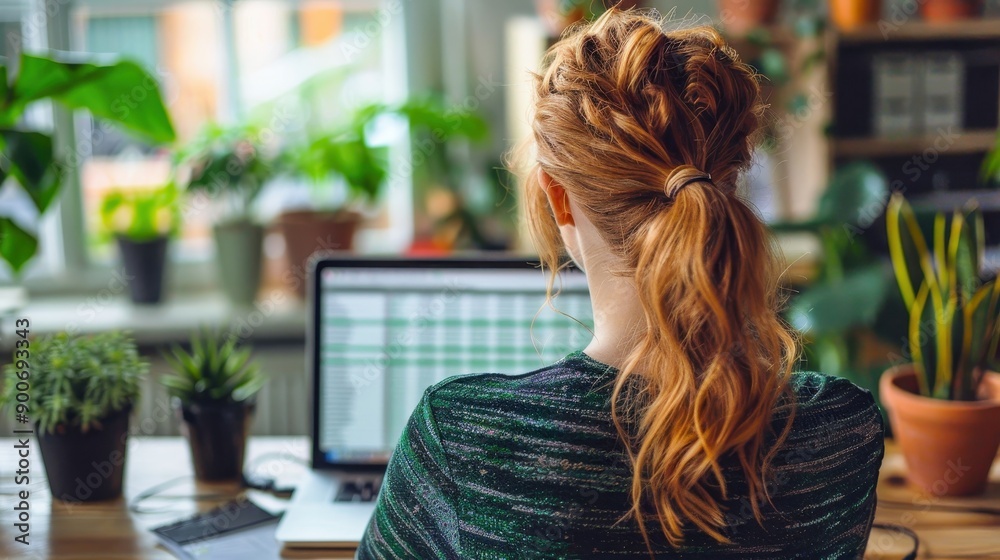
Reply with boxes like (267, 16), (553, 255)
(9, 54), (175, 143)
(815, 161), (888, 229)
(910, 283), (936, 397)
(0, 130), (61, 213)
(954, 207), (983, 300)
(964, 282), (994, 398)
(886, 193), (930, 308)
(786, 264), (890, 336)
(0, 218), (38, 273)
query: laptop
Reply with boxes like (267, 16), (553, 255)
(275, 255), (593, 548)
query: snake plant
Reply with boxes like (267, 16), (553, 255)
(886, 193), (1000, 400)
(161, 329), (265, 404)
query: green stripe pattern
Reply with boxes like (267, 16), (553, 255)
(357, 352), (885, 559)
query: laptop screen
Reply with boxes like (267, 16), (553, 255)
(313, 259), (593, 466)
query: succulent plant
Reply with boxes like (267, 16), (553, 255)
(1, 332), (146, 434)
(161, 329), (265, 404)
(886, 193), (1000, 400)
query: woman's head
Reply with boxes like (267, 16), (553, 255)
(520, 8), (798, 548)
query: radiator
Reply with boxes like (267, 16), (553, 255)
(0, 344), (310, 436)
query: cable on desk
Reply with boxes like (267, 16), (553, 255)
(130, 452), (309, 513)
(128, 476), (235, 514)
(872, 523), (919, 560)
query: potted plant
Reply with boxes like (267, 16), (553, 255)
(0, 53), (174, 276)
(161, 329), (265, 481)
(176, 123), (274, 306)
(275, 104), (389, 296)
(921, 0), (982, 22)
(99, 183), (180, 305)
(718, 0), (781, 35)
(880, 193), (1000, 496)
(392, 97), (501, 251)
(1, 332), (146, 502)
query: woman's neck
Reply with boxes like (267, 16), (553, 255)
(577, 250), (647, 369)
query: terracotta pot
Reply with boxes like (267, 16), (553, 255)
(276, 210), (361, 297)
(829, 0), (881, 30)
(920, 0), (983, 21)
(880, 365), (1000, 496)
(717, 0), (780, 35)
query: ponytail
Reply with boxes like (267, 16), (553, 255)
(614, 175), (797, 547)
(519, 8), (799, 548)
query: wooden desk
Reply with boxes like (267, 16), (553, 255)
(0, 437), (997, 559)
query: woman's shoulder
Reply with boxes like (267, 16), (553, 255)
(423, 353), (611, 405)
(787, 371), (881, 417)
(780, 371), (886, 455)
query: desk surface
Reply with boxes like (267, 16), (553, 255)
(0, 436), (997, 560)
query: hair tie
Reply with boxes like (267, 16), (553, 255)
(664, 172), (713, 200)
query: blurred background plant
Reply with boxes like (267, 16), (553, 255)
(175, 122), (275, 224)
(99, 183), (181, 242)
(0, 53), (174, 275)
(174, 123), (275, 305)
(772, 162), (899, 402)
(99, 183), (180, 304)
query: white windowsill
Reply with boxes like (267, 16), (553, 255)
(0, 289), (307, 350)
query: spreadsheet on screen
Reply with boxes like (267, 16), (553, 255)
(317, 266), (593, 463)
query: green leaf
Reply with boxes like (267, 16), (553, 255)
(758, 48), (789, 85)
(11, 54), (175, 144)
(0, 130), (61, 213)
(887, 193), (930, 308)
(786, 264), (890, 336)
(816, 161), (888, 229)
(0, 217), (38, 273)
(910, 283), (935, 398)
(794, 15), (824, 38)
(981, 131), (1000, 185)
(744, 27), (773, 47)
(963, 282), (993, 397)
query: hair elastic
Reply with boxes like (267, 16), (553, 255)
(665, 173), (713, 200)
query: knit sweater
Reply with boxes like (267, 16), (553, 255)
(356, 350), (885, 559)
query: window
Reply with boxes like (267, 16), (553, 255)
(1, 0), (407, 289)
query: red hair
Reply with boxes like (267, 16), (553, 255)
(518, 8), (798, 548)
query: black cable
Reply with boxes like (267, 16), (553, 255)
(872, 523), (919, 560)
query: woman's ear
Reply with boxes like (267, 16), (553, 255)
(538, 168), (575, 227)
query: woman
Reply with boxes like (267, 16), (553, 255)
(358, 9), (884, 559)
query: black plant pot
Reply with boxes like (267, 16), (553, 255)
(175, 400), (254, 481)
(117, 235), (169, 304)
(36, 407), (131, 503)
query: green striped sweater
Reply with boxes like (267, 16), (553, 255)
(357, 351), (885, 559)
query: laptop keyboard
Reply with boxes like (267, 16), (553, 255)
(335, 480), (382, 503)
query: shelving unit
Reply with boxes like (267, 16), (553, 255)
(832, 129), (997, 158)
(836, 18), (1000, 45)
(825, 18), (1000, 255)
